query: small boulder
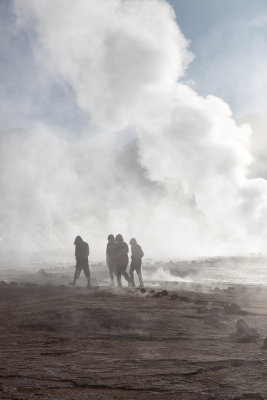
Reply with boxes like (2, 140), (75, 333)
(224, 303), (247, 315)
(161, 290), (168, 297)
(234, 319), (259, 343)
(195, 299), (209, 305)
(233, 393), (264, 400)
(177, 295), (190, 302)
(170, 293), (178, 301)
(227, 286), (235, 291)
(261, 337), (267, 349)
(152, 291), (162, 298)
(236, 319), (250, 334)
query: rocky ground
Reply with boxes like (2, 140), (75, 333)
(1, 281), (267, 399)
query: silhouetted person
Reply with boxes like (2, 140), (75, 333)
(129, 238), (144, 287)
(70, 235), (91, 288)
(114, 234), (131, 287)
(106, 234), (115, 286)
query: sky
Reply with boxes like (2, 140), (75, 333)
(170, 0), (267, 117)
(1, 0), (267, 134)
(1, 0), (267, 261)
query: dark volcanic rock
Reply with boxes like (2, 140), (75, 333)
(195, 299), (209, 305)
(161, 290), (168, 296)
(152, 291), (162, 298)
(236, 319), (251, 334)
(224, 303), (247, 315)
(170, 293), (178, 300)
(233, 319), (259, 343)
(262, 337), (267, 349)
(227, 286), (235, 291)
(177, 295), (191, 302)
(233, 394), (264, 400)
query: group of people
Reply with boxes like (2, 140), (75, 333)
(70, 234), (144, 289)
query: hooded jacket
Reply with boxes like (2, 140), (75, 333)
(131, 243), (144, 261)
(74, 236), (89, 260)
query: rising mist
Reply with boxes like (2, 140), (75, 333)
(1, 0), (267, 262)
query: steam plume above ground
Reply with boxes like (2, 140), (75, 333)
(1, 0), (267, 260)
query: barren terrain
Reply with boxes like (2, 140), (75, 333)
(1, 276), (267, 399)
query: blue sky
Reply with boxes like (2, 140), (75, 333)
(0, 0), (267, 132)
(170, 0), (267, 117)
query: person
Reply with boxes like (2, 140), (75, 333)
(70, 235), (91, 288)
(114, 234), (131, 288)
(106, 234), (115, 286)
(129, 238), (144, 288)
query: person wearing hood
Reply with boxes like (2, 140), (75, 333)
(106, 234), (115, 286)
(70, 235), (91, 288)
(129, 238), (144, 288)
(114, 234), (131, 288)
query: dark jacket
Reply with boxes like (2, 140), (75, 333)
(75, 240), (89, 260)
(106, 241), (116, 264)
(131, 244), (144, 262)
(114, 242), (129, 266)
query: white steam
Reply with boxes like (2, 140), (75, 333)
(0, 0), (267, 261)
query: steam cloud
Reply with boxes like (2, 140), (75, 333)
(1, 0), (267, 261)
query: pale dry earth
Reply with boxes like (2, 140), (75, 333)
(1, 281), (267, 399)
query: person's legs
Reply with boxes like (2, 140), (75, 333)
(129, 262), (136, 287)
(111, 263), (117, 285)
(135, 262), (143, 287)
(116, 264), (123, 287)
(83, 260), (91, 288)
(116, 272), (122, 287)
(121, 269), (131, 285)
(136, 268), (144, 288)
(108, 263), (114, 285)
(71, 264), (82, 286)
